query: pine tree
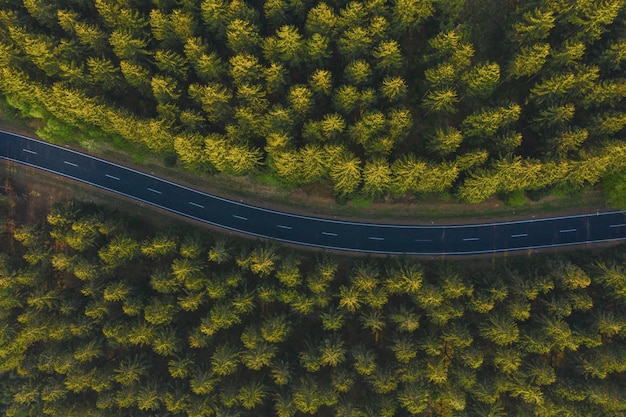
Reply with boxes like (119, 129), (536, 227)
(428, 127), (463, 156)
(261, 314), (291, 343)
(549, 39), (586, 68)
(200, 0), (227, 35)
(319, 334), (346, 367)
(373, 40), (403, 74)
(98, 236), (139, 268)
(86, 57), (123, 92)
(338, 26), (373, 60)
(392, 334), (418, 363)
(334, 84), (361, 114)
(319, 113), (346, 140)
(210, 343), (240, 376)
(330, 149), (362, 196)
(569, 0), (624, 43)
(391, 0), (434, 34)
(190, 366), (217, 395)
(288, 85), (313, 116)
(512, 8), (556, 45)
(226, 19), (261, 55)
(381, 76), (408, 102)
(292, 376), (327, 414)
(345, 60), (372, 85)
(238, 380), (268, 409)
(362, 157), (392, 197)
(352, 344), (377, 376)
(305, 2), (337, 36)
(113, 354), (149, 387)
(241, 341), (277, 370)
(109, 29), (149, 61)
(508, 43), (550, 79)
(274, 24), (304, 66)
(422, 89), (459, 114)
(154, 49), (188, 79)
(462, 62), (500, 98)
(479, 313), (520, 346)
(462, 104), (521, 139)
(189, 83), (233, 123)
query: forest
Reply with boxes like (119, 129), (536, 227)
(1, 0), (626, 201)
(3, 1), (626, 416)
(1, 196), (626, 416)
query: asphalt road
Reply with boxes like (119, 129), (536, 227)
(2, 130), (626, 255)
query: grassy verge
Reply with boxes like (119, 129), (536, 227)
(0, 107), (611, 224)
(3, 160), (621, 262)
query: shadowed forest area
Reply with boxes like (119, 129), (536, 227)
(2, 0), (626, 416)
(1, 182), (626, 416)
(0, 0), (626, 203)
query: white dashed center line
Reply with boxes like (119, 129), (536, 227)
(63, 161), (78, 167)
(368, 237), (384, 241)
(189, 202), (204, 208)
(609, 224), (626, 228)
(559, 229), (576, 233)
(415, 239), (432, 242)
(322, 232), (338, 237)
(105, 174), (120, 180)
(511, 233), (528, 238)
(232, 215), (247, 221)
(463, 237), (480, 241)
(22, 149), (37, 155)
(147, 188), (162, 194)
(276, 225), (292, 230)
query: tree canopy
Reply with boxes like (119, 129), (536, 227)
(1, 198), (626, 416)
(1, 0), (626, 201)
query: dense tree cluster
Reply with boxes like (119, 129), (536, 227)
(0, 0), (625, 200)
(1, 201), (626, 416)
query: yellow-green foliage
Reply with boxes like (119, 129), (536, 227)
(0, 0), (625, 201)
(2, 201), (626, 416)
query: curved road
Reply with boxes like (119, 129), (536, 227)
(1, 130), (625, 255)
